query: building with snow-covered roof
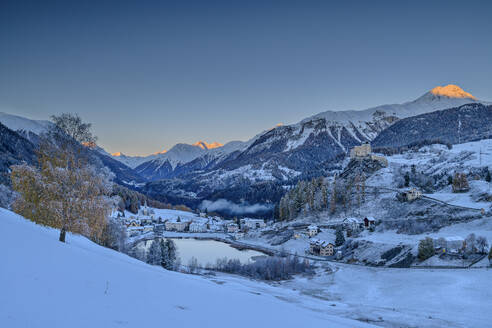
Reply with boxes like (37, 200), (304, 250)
(165, 220), (189, 232)
(434, 236), (464, 252)
(240, 218), (266, 230)
(126, 218), (141, 227)
(126, 226), (144, 237)
(189, 222), (208, 233)
(398, 188), (422, 202)
(227, 223), (239, 233)
(143, 225), (154, 233)
(363, 217), (376, 228)
(307, 225), (319, 237)
(309, 239), (334, 256)
(343, 218), (362, 231)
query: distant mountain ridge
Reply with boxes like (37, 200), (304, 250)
(372, 103), (492, 148)
(2, 84), (490, 210)
(0, 113), (146, 187)
(140, 85), (491, 209)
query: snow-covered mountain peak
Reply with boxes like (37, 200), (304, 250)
(193, 141), (224, 150)
(429, 84), (475, 100)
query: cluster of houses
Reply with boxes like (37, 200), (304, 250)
(305, 217), (378, 257)
(309, 238), (335, 256)
(118, 204), (269, 238)
(433, 236), (465, 254)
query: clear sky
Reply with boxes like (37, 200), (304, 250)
(1, 0), (491, 156)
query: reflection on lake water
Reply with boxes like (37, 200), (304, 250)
(171, 238), (267, 266)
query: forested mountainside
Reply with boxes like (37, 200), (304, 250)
(372, 104), (492, 149)
(0, 122), (37, 184)
(140, 88), (488, 212)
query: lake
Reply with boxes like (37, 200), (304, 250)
(171, 238), (267, 267)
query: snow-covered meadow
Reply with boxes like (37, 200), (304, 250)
(0, 208), (371, 328)
(2, 204), (492, 327)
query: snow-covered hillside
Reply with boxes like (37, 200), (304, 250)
(305, 85), (482, 129)
(369, 139), (492, 190)
(0, 208), (373, 328)
(0, 112), (51, 135)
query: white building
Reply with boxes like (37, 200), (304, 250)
(126, 226), (144, 237)
(189, 222), (208, 233)
(307, 225), (319, 237)
(241, 218), (266, 229)
(143, 225), (154, 233)
(165, 220), (189, 232)
(343, 218), (362, 231)
(227, 223), (239, 233)
(234, 232), (245, 240)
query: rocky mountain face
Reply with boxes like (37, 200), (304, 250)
(372, 103), (492, 149)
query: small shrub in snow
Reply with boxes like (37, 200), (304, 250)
(187, 257), (200, 274)
(464, 233), (477, 254)
(452, 173), (470, 193)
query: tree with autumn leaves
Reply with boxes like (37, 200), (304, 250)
(11, 114), (113, 243)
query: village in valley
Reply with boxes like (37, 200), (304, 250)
(117, 141), (492, 269)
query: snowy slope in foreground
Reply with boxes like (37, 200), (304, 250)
(0, 209), (371, 328)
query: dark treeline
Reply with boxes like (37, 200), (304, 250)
(112, 184), (192, 214)
(208, 255), (314, 281)
(276, 173), (367, 221)
(373, 139), (452, 156)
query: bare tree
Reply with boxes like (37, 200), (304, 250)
(51, 113), (97, 145)
(476, 236), (488, 254)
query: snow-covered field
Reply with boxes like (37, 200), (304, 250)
(368, 139), (492, 191)
(426, 181), (491, 210)
(280, 263), (492, 328)
(0, 208), (370, 328)
(2, 208), (491, 327)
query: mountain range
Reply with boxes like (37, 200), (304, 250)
(1, 84), (490, 213)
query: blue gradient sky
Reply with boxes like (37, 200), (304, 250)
(1, 0), (491, 156)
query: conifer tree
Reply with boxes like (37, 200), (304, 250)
(335, 227), (345, 247)
(147, 238), (162, 265)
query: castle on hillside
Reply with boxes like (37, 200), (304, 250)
(350, 142), (388, 167)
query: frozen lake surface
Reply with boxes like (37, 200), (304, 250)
(171, 238), (267, 266)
